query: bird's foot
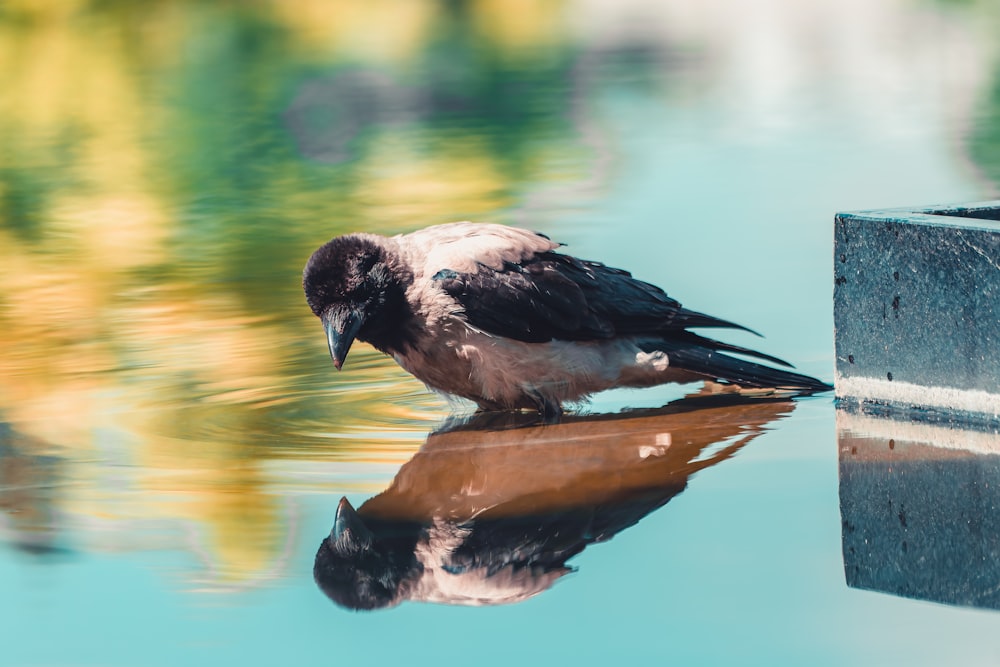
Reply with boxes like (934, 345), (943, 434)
(526, 389), (563, 425)
(436, 408), (543, 433)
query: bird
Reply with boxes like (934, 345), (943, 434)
(302, 221), (830, 420)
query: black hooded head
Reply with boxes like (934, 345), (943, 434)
(302, 234), (414, 367)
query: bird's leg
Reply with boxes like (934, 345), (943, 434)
(526, 389), (563, 425)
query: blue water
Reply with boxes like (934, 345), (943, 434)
(2, 1), (1000, 665)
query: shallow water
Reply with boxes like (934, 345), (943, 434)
(2, 1), (1000, 665)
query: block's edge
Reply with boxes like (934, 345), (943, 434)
(836, 200), (1000, 233)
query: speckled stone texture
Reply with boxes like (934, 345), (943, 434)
(833, 202), (1000, 427)
(838, 412), (1000, 611)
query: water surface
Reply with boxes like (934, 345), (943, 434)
(2, 1), (1000, 665)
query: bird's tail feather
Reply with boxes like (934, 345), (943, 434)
(669, 308), (762, 337)
(671, 331), (793, 368)
(643, 340), (832, 393)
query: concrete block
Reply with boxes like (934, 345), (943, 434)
(838, 410), (1000, 610)
(833, 202), (1000, 429)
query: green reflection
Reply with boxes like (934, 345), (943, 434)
(971, 67), (1000, 188)
(0, 0), (613, 581)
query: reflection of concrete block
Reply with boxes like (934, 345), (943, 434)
(833, 202), (1000, 428)
(838, 411), (1000, 610)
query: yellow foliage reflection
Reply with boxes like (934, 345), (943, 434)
(0, 0), (582, 585)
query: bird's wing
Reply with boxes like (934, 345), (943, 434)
(433, 248), (767, 346)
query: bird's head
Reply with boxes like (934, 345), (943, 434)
(303, 234), (411, 369)
(313, 497), (421, 611)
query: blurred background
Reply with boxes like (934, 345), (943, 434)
(1, 0), (999, 664)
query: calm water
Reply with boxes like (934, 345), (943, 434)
(2, 1), (1000, 664)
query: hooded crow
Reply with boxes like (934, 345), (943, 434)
(303, 222), (830, 418)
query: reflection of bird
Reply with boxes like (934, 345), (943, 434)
(313, 396), (794, 610)
(303, 222), (829, 419)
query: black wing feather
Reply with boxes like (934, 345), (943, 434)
(436, 251), (758, 344)
(435, 259), (603, 342)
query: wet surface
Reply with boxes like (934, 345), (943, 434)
(2, 1), (1000, 665)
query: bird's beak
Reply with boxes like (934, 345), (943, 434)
(330, 496), (374, 554)
(322, 307), (364, 370)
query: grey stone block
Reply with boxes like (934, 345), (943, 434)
(838, 410), (1000, 611)
(833, 202), (1000, 428)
